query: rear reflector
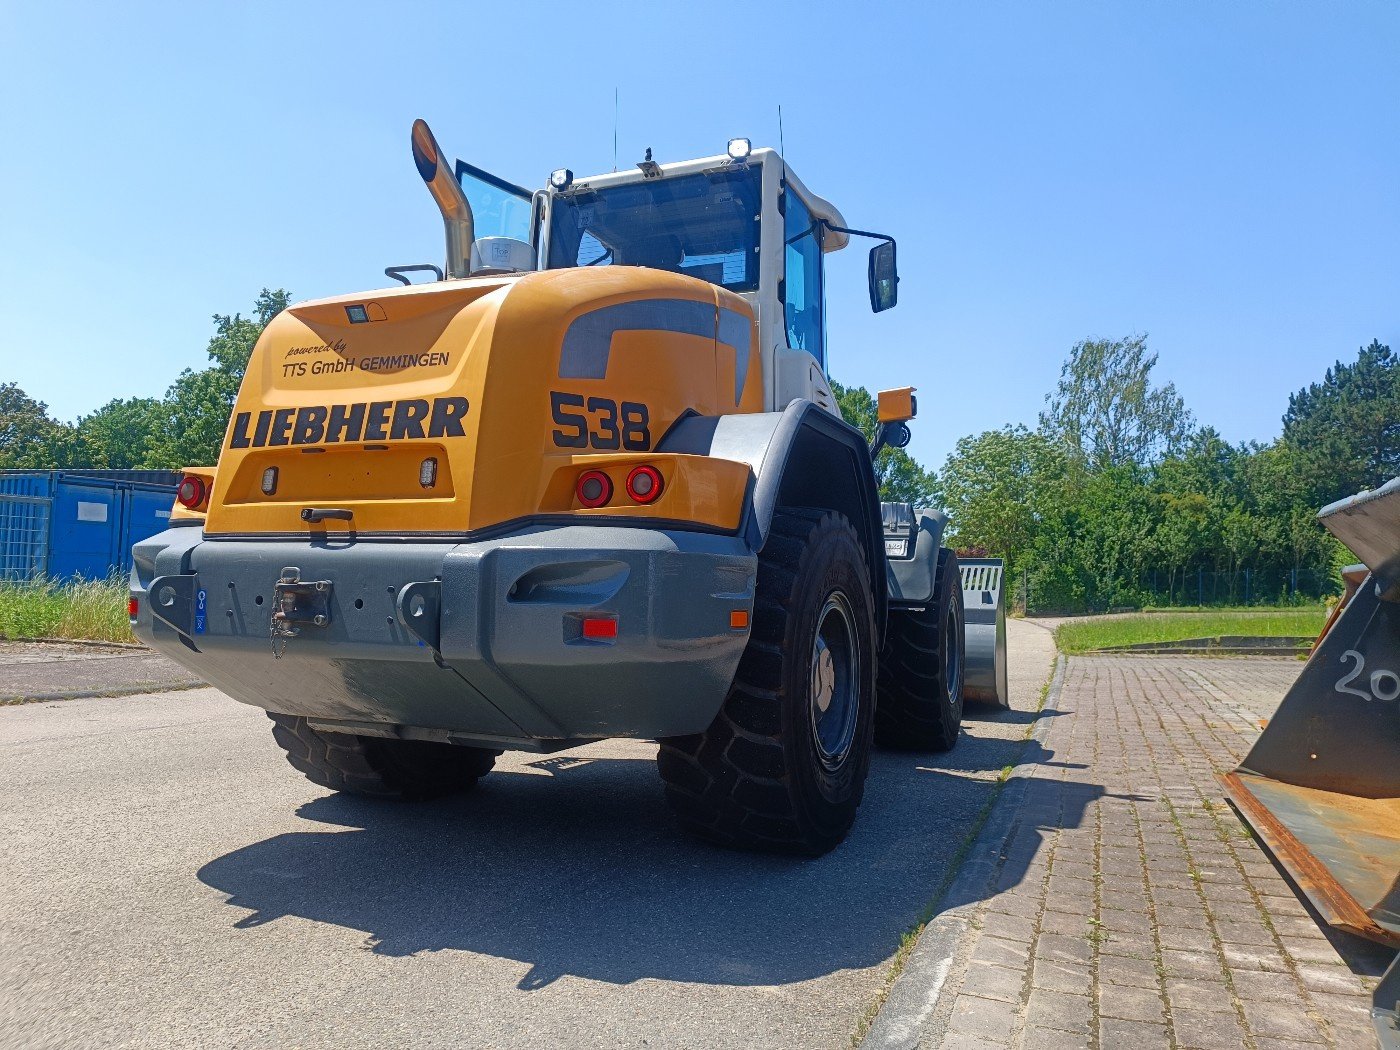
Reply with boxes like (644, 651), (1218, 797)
(576, 469), (613, 508)
(581, 616), (617, 639)
(128, 597), (139, 619)
(730, 610), (749, 629)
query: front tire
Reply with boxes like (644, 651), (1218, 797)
(657, 508), (877, 855)
(875, 548), (966, 751)
(267, 713), (499, 800)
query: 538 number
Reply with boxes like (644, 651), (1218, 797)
(550, 392), (651, 451)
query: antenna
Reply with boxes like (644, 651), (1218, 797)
(613, 88), (619, 172)
(778, 104), (785, 158)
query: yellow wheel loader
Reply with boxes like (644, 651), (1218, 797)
(131, 123), (1009, 855)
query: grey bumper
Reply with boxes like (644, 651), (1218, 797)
(131, 524), (756, 748)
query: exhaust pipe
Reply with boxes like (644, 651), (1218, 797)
(411, 119), (473, 279)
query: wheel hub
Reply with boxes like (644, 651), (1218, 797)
(812, 642), (836, 714)
(809, 592), (859, 771)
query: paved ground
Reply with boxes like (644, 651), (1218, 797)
(0, 620), (1056, 1049)
(0, 640), (200, 702)
(866, 654), (1394, 1049)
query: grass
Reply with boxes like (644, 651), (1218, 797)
(1055, 607), (1327, 654)
(0, 576), (134, 644)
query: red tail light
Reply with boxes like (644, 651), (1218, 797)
(625, 465), (663, 504)
(176, 475), (207, 510)
(582, 616), (618, 639)
(576, 469), (613, 508)
(128, 597), (139, 619)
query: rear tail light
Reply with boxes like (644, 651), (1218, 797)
(576, 469), (613, 508)
(128, 597), (139, 619)
(176, 475), (206, 510)
(261, 467), (278, 495)
(625, 465), (663, 504)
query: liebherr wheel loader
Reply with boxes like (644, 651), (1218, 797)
(132, 122), (1009, 855)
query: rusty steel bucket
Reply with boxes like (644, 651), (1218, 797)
(1221, 478), (1400, 1046)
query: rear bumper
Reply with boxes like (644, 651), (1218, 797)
(131, 524), (756, 748)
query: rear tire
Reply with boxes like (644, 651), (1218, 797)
(875, 548), (965, 751)
(267, 713), (499, 800)
(657, 508), (877, 855)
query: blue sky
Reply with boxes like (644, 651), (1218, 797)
(1, 1), (1395, 470)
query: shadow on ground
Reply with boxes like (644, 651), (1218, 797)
(197, 708), (1079, 990)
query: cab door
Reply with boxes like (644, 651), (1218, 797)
(774, 181), (837, 414)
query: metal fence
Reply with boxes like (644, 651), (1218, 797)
(0, 494), (51, 582)
(1016, 565), (1340, 615)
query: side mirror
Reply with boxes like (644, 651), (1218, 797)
(868, 240), (898, 312)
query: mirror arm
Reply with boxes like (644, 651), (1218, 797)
(869, 421), (908, 460)
(819, 221), (896, 252)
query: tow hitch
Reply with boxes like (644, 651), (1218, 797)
(270, 567), (332, 658)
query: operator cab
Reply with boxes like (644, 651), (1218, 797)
(411, 130), (898, 415)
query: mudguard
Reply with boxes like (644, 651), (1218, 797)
(882, 503), (948, 606)
(659, 399), (888, 631)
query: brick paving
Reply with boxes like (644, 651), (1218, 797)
(897, 654), (1392, 1049)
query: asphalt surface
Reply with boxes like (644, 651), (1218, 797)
(0, 621), (1055, 1050)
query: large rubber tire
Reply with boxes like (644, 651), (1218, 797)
(267, 713), (499, 801)
(875, 548), (966, 751)
(657, 508), (877, 855)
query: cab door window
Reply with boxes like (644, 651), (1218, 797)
(455, 161), (532, 241)
(783, 187), (825, 366)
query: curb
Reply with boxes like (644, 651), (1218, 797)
(0, 635), (145, 650)
(861, 654), (1067, 1049)
(1, 681), (206, 705)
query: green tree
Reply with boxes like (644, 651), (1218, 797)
(1282, 339), (1399, 504)
(1040, 334), (1194, 469)
(149, 288), (291, 466)
(938, 425), (1065, 565)
(0, 383), (74, 468)
(1069, 465), (1157, 610)
(830, 380), (939, 505)
(72, 397), (165, 468)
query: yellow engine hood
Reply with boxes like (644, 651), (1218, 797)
(203, 267), (762, 538)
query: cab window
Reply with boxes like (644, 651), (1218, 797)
(456, 161), (532, 241)
(783, 187), (825, 366)
(546, 168), (762, 292)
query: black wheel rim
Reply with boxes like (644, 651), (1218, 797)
(809, 591), (859, 771)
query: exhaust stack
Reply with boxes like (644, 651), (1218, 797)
(411, 119), (473, 279)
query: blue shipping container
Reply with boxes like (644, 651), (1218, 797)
(0, 470), (181, 582)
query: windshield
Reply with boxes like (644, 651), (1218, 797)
(545, 168), (761, 292)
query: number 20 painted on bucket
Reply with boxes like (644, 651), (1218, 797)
(1335, 649), (1400, 703)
